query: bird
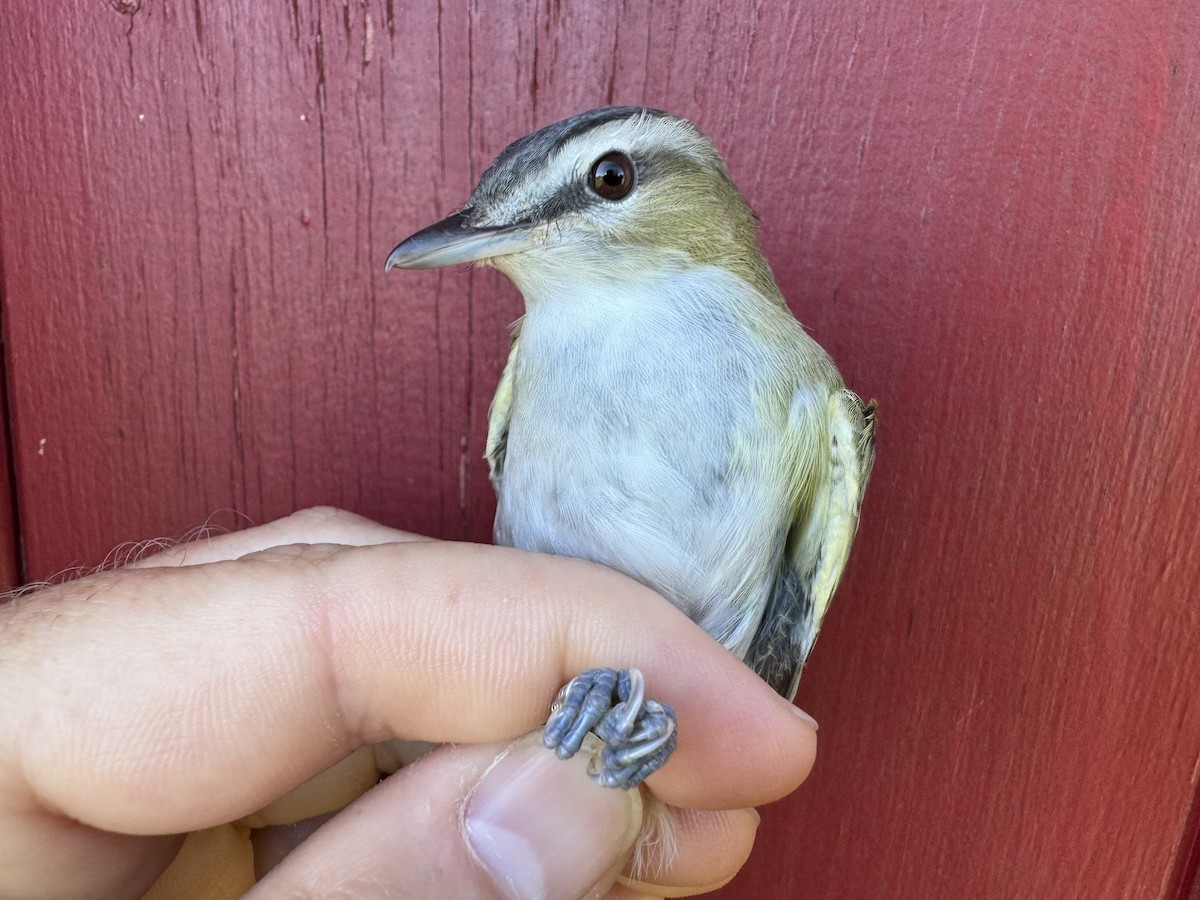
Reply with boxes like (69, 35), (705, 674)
(386, 106), (876, 791)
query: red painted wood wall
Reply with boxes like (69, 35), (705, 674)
(2, 2), (1198, 897)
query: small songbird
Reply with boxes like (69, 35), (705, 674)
(387, 106), (875, 790)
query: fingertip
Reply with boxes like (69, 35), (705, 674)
(640, 665), (821, 810)
(249, 739), (642, 900)
(464, 734), (641, 900)
(778, 699), (819, 790)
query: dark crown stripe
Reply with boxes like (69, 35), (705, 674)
(492, 106), (666, 171)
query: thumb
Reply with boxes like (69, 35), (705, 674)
(248, 734), (643, 900)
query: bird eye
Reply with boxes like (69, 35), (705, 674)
(589, 152), (635, 200)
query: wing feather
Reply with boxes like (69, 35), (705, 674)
(485, 325), (522, 485)
(746, 390), (876, 699)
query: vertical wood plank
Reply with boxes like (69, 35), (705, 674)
(0, 2), (1197, 897)
(0, 349), (22, 589)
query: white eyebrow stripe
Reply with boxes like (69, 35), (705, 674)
(471, 111), (718, 226)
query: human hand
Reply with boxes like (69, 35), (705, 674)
(0, 507), (817, 899)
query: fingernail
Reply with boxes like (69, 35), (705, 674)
(790, 706), (819, 731)
(463, 733), (642, 900)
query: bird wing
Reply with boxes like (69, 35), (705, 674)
(746, 390), (877, 700)
(485, 329), (520, 486)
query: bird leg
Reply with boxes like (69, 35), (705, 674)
(542, 667), (677, 790)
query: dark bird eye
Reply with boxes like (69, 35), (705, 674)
(589, 152), (635, 200)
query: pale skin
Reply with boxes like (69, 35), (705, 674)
(0, 507), (817, 899)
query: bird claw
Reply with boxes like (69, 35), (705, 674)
(543, 667), (677, 789)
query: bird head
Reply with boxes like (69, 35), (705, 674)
(385, 107), (780, 302)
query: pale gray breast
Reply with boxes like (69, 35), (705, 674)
(494, 272), (802, 657)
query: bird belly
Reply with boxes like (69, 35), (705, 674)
(494, 290), (793, 658)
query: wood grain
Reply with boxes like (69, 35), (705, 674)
(1, 1), (1197, 897)
(0, 355), (21, 589)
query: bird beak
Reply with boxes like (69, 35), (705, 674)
(385, 211), (535, 271)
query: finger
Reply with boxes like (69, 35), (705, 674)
(1, 542), (814, 875)
(207, 775), (760, 896)
(249, 736), (641, 900)
(129, 506), (431, 568)
(618, 806), (760, 897)
(251, 812), (337, 879)
(0, 809), (182, 900)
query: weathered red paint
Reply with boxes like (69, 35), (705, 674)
(1, 2), (1198, 897)
(0, 361), (20, 591)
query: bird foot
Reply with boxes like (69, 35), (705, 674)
(542, 667), (677, 789)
